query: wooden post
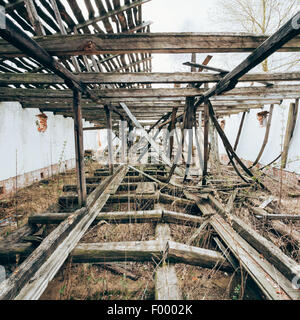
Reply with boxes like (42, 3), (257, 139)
(104, 106), (114, 175)
(202, 102), (210, 185)
(183, 97), (195, 181)
(209, 117), (220, 174)
(281, 100), (299, 168)
(73, 90), (87, 207)
(168, 107), (178, 160)
(234, 112), (247, 151)
(120, 120), (127, 163)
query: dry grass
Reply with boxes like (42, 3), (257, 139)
(40, 261), (155, 300)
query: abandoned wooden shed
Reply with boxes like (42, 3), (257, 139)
(0, 0), (299, 301)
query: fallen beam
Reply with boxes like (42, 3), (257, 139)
(71, 240), (231, 270)
(208, 195), (299, 283)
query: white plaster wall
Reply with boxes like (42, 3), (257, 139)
(0, 101), (99, 182)
(219, 101), (300, 174)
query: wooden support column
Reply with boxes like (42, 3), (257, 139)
(73, 90), (87, 207)
(183, 97), (195, 182)
(168, 107), (178, 160)
(234, 112), (247, 151)
(120, 120), (127, 163)
(281, 100), (299, 168)
(209, 117), (220, 174)
(104, 106), (114, 175)
(202, 102), (210, 185)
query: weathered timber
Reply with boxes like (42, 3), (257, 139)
(183, 97), (195, 181)
(208, 195), (299, 283)
(233, 112), (247, 151)
(159, 192), (195, 207)
(136, 182), (156, 195)
(28, 209), (203, 227)
(281, 100), (299, 168)
(1, 85), (300, 100)
(0, 14), (82, 91)
(154, 206), (182, 300)
(202, 102), (209, 185)
(72, 240), (165, 263)
(73, 90), (87, 206)
(1, 72), (300, 85)
(71, 240), (231, 270)
(256, 213), (300, 221)
(0, 33), (299, 57)
(268, 220), (300, 248)
(0, 243), (35, 265)
(210, 214), (299, 300)
(167, 241), (231, 270)
(104, 106), (114, 175)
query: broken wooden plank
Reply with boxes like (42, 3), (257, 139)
(154, 205), (182, 300)
(208, 195), (299, 283)
(210, 214), (299, 300)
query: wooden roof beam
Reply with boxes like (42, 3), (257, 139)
(0, 32), (299, 58)
(1, 72), (300, 85)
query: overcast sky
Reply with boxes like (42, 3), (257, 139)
(141, 0), (299, 75)
(142, 0), (219, 33)
(141, 0), (243, 74)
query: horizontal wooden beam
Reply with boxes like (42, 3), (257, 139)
(0, 33), (299, 58)
(28, 209), (204, 226)
(0, 85), (299, 100)
(1, 72), (300, 85)
(71, 240), (231, 270)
